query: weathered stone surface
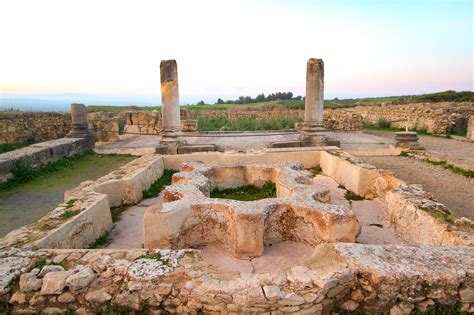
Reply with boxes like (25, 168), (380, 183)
(0, 111), (70, 145)
(85, 289), (112, 304)
(0, 255), (31, 295)
(263, 285), (283, 300)
(19, 273), (42, 292)
(65, 267), (96, 291)
(40, 271), (71, 295)
(303, 58), (325, 131)
(160, 59), (181, 135)
(459, 286), (474, 303)
(38, 265), (65, 278)
(58, 291), (76, 303)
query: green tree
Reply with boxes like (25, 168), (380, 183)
(216, 98), (224, 104)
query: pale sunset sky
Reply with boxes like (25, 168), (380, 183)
(0, 0), (472, 106)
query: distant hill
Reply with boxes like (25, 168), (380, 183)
(0, 98), (71, 112)
(2, 91), (472, 113)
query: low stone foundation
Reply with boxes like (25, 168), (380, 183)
(0, 137), (94, 182)
(0, 244), (472, 314)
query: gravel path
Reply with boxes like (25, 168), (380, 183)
(360, 155), (474, 220)
(364, 130), (474, 170)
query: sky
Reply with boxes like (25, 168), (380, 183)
(0, 0), (472, 106)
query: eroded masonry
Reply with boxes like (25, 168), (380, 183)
(0, 59), (472, 314)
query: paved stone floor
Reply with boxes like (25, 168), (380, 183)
(97, 131), (394, 152)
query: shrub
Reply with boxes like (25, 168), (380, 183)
(11, 157), (34, 182)
(377, 117), (391, 129)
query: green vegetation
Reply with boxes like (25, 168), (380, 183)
(338, 184), (365, 201)
(142, 169), (178, 198)
(101, 306), (121, 315)
(33, 258), (49, 270)
(377, 117), (391, 129)
(88, 231), (110, 249)
(0, 151), (136, 192)
(410, 303), (468, 315)
(345, 190), (365, 201)
(197, 116), (301, 132)
(33, 258), (68, 271)
(137, 251), (171, 266)
(308, 165), (322, 176)
(399, 151), (410, 157)
(60, 210), (79, 220)
(0, 136), (36, 154)
(427, 160), (474, 178)
(210, 181), (276, 201)
(65, 198), (77, 209)
(362, 124), (405, 132)
(336, 303), (468, 315)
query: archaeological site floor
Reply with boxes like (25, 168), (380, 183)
(0, 137), (473, 314)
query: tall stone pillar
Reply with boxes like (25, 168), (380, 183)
(160, 60), (181, 136)
(67, 103), (90, 138)
(303, 58), (325, 132)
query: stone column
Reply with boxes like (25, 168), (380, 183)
(303, 58), (325, 132)
(66, 103), (90, 138)
(160, 59), (181, 136)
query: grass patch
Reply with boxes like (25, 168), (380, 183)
(345, 190), (365, 201)
(60, 210), (79, 220)
(427, 160), (474, 178)
(197, 116), (301, 132)
(362, 124), (405, 132)
(308, 165), (322, 176)
(137, 251), (171, 267)
(101, 305), (121, 315)
(142, 169), (178, 198)
(210, 181), (276, 201)
(0, 150), (95, 191)
(33, 258), (49, 270)
(0, 151), (136, 192)
(65, 198), (77, 209)
(88, 231), (110, 249)
(399, 151), (410, 157)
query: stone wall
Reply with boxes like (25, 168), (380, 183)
(0, 111), (71, 144)
(346, 102), (474, 134)
(0, 244), (472, 314)
(0, 137), (95, 182)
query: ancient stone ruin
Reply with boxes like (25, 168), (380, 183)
(0, 58), (472, 314)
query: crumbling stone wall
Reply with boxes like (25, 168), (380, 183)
(0, 111), (70, 144)
(347, 102), (474, 134)
(0, 244), (472, 314)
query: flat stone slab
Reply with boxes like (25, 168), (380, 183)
(177, 144), (216, 154)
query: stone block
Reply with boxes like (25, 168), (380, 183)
(177, 144), (216, 154)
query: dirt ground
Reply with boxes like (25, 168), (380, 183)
(360, 155), (474, 220)
(364, 130), (474, 170)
